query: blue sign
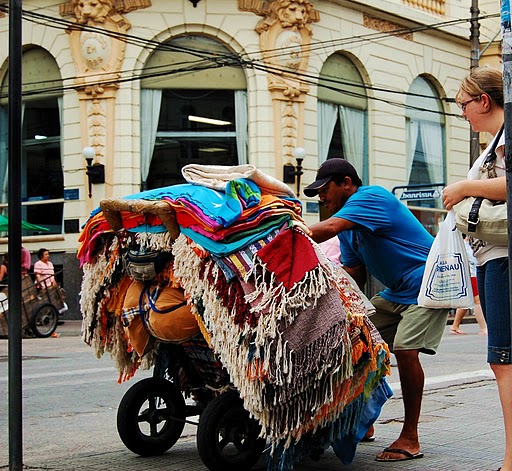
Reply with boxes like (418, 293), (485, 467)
(305, 202), (319, 213)
(64, 189), (80, 201)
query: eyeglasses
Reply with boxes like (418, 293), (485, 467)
(460, 96), (480, 112)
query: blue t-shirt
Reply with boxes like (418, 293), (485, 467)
(335, 186), (434, 305)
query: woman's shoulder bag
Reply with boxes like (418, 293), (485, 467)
(453, 124), (508, 246)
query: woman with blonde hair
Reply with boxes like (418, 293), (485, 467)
(443, 66), (510, 471)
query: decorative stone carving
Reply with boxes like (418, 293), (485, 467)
(59, 0), (151, 196)
(60, 0), (152, 88)
(281, 101), (298, 158)
(88, 98), (107, 159)
(363, 14), (413, 41)
(241, 0), (319, 98)
(239, 0), (319, 177)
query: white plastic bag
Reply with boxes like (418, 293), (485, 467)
(418, 210), (474, 309)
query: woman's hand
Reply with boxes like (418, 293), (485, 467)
(442, 181), (469, 210)
(443, 177), (507, 210)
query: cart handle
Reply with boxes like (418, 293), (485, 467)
(99, 199), (180, 240)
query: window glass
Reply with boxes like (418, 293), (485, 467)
(147, 89), (238, 189)
(0, 47), (63, 235)
(142, 36), (246, 191)
(318, 53), (368, 186)
(405, 76), (445, 210)
(22, 98), (63, 233)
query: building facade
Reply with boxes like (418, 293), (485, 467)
(0, 0), (501, 318)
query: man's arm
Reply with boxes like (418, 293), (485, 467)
(310, 217), (356, 244)
(343, 264), (367, 290)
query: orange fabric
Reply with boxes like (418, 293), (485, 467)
(124, 316), (151, 357)
(148, 285), (199, 342)
(123, 281), (199, 352)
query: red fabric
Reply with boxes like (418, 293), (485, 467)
(256, 229), (319, 290)
(471, 276), (478, 296)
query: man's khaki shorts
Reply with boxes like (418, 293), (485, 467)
(369, 294), (449, 354)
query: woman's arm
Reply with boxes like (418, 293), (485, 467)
(442, 176), (506, 210)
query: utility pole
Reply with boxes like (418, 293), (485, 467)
(502, 0), (512, 351)
(469, 0), (480, 164)
(8, 0), (24, 470)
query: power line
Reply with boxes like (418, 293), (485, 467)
(0, 3), (495, 118)
(2, 3), (500, 67)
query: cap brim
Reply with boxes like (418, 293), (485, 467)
(303, 177), (331, 197)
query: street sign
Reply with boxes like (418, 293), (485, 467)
(399, 189), (441, 201)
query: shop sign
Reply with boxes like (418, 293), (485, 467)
(399, 189), (441, 201)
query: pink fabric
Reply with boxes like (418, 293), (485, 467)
(319, 237), (342, 266)
(21, 246), (31, 273)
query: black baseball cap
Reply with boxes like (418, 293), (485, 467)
(303, 158), (360, 197)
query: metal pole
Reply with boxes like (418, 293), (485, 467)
(8, 0), (24, 470)
(501, 0), (512, 351)
(469, 0), (480, 165)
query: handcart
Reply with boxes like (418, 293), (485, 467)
(80, 181), (391, 471)
(0, 272), (68, 338)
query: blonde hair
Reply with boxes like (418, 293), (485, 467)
(456, 66), (504, 111)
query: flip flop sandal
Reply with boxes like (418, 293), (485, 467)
(375, 447), (424, 462)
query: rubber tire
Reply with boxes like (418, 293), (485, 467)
(30, 303), (58, 338)
(197, 391), (266, 471)
(117, 377), (186, 456)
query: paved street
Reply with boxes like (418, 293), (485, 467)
(0, 321), (504, 471)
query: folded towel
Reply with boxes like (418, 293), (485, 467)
(182, 163), (295, 197)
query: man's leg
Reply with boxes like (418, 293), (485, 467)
(376, 349), (423, 460)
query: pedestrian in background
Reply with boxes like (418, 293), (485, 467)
(34, 248), (56, 288)
(21, 245), (31, 275)
(0, 253), (8, 284)
(305, 158), (448, 463)
(450, 234), (487, 335)
(442, 66), (510, 471)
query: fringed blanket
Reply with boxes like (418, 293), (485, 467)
(170, 230), (390, 467)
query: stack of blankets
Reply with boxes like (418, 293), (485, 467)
(78, 164), (391, 470)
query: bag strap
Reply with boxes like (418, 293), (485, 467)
(482, 123), (504, 165)
(466, 123), (504, 234)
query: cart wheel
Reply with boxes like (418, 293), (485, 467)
(117, 377), (186, 456)
(30, 303), (58, 338)
(197, 391), (266, 471)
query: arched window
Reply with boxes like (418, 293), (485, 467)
(405, 76), (445, 209)
(317, 53), (368, 184)
(0, 47), (63, 234)
(140, 35), (247, 190)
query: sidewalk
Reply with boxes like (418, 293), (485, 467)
(38, 321), (503, 471)
(27, 379), (502, 471)
(54, 319), (83, 337)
